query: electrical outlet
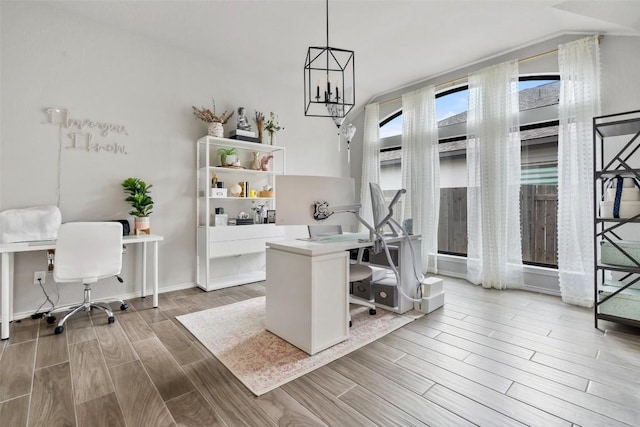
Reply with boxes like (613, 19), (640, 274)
(33, 271), (46, 285)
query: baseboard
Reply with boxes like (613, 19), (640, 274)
(523, 283), (561, 296)
(436, 253), (561, 294)
(136, 281), (197, 297)
(12, 282), (198, 322)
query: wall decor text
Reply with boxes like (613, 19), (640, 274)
(42, 107), (129, 155)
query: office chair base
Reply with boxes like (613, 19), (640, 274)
(54, 284), (124, 334)
(348, 297), (377, 327)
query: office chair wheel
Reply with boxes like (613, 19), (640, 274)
(369, 308), (377, 315)
(349, 320), (352, 327)
(108, 316), (115, 324)
(54, 325), (64, 334)
(120, 303), (128, 311)
(46, 316), (56, 324)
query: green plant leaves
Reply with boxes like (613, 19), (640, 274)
(122, 177), (154, 217)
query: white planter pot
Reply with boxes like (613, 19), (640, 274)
(134, 217), (151, 235)
(221, 154), (237, 166)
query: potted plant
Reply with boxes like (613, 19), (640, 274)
(264, 112), (284, 145)
(121, 177), (154, 234)
(218, 147), (238, 166)
(192, 98), (234, 137)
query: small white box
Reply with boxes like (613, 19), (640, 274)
(214, 214), (228, 226)
(420, 277), (443, 297)
(211, 188), (227, 198)
(414, 292), (444, 314)
(370, 266), (390, 282)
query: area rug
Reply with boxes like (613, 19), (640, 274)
(176, 296), (421, 396)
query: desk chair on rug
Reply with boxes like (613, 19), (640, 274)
(307, 225), (378, 326)
(53, 222), (128, 335)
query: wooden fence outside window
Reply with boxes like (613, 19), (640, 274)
(438, 185), (558, 266)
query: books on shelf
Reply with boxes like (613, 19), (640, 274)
(229, 129), (259, 142)
(231, 129), (256, 137)
(230, 135), (259, 142)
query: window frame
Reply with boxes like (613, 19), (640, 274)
(378, 75), (561, 267)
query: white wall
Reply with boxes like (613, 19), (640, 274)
(0, 2), (343, 317)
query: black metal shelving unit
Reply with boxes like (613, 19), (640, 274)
(594, 109), (640, 329)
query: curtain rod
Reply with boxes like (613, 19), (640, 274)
(376, 35), (603, 108)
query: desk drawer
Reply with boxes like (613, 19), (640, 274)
(210, 236), (285, 258)
(209, 224), (284, 242)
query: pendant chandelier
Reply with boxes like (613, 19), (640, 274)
(304, 0), (355, 120)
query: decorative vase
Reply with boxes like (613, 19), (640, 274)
(257, 123), (264, 144)
(134, 217), (150, 235)
(260, 154), (273, 171)
(208, 122), (224, 138)
(268, 131), (276, 146)
(251, 152), (260, 170)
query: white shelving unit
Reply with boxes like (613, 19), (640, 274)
(196, 136), (287, 291)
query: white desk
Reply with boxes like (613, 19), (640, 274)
(265, 233), (420, 355)
(0, 234), (163, 340)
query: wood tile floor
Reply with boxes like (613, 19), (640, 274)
(1, 277), (640, 426)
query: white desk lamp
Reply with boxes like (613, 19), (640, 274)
(312, 183), (431, 308)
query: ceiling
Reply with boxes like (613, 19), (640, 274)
(45, 0), (640, 108)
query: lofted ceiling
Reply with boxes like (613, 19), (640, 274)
(45, 0), (640, 110)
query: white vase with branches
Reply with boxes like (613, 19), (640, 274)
(192, 98), (234, 138)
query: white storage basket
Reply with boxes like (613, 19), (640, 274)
(606, 187), (640, 201)
(600, 201), (640, 218)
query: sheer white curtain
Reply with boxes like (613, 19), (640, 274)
(359, 103), (380, 232)
(557, 36), (601, 307)
(466, 60), (523, 289)
(401, 86), (440, 273)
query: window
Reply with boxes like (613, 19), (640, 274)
(378, 76), (560, 267)
(379, 113), (402, 138)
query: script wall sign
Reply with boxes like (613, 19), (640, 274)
(42, 107), (129, 155)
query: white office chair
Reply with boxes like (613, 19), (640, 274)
(53, 222), (128, 334)
(308, 225), (377, 327)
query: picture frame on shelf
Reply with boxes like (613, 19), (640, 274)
(267, 210), (276, 224)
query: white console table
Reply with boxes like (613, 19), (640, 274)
(265, 233), (421, 355)
(0, 233), (163, 340)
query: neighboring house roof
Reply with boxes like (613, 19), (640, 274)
(380, 81), (560, 163)
(437, 81), (560, 127)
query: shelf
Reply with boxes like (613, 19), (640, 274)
(196, 134), (286, 292)
(197, 223), (277, 229)
(596, 217), (640, 223)
(197, 135), (285, 153)
(596, 169), (640, 179)
(595, 118), (640, 138)
(595, 312), (640, 328)
(200, 196), (274, 201)
(596, 262), (640, 273)
(594, 111), (640, 330)
(202, 166), (282, 175)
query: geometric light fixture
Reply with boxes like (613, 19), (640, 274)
(304, 0), (355, 120)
